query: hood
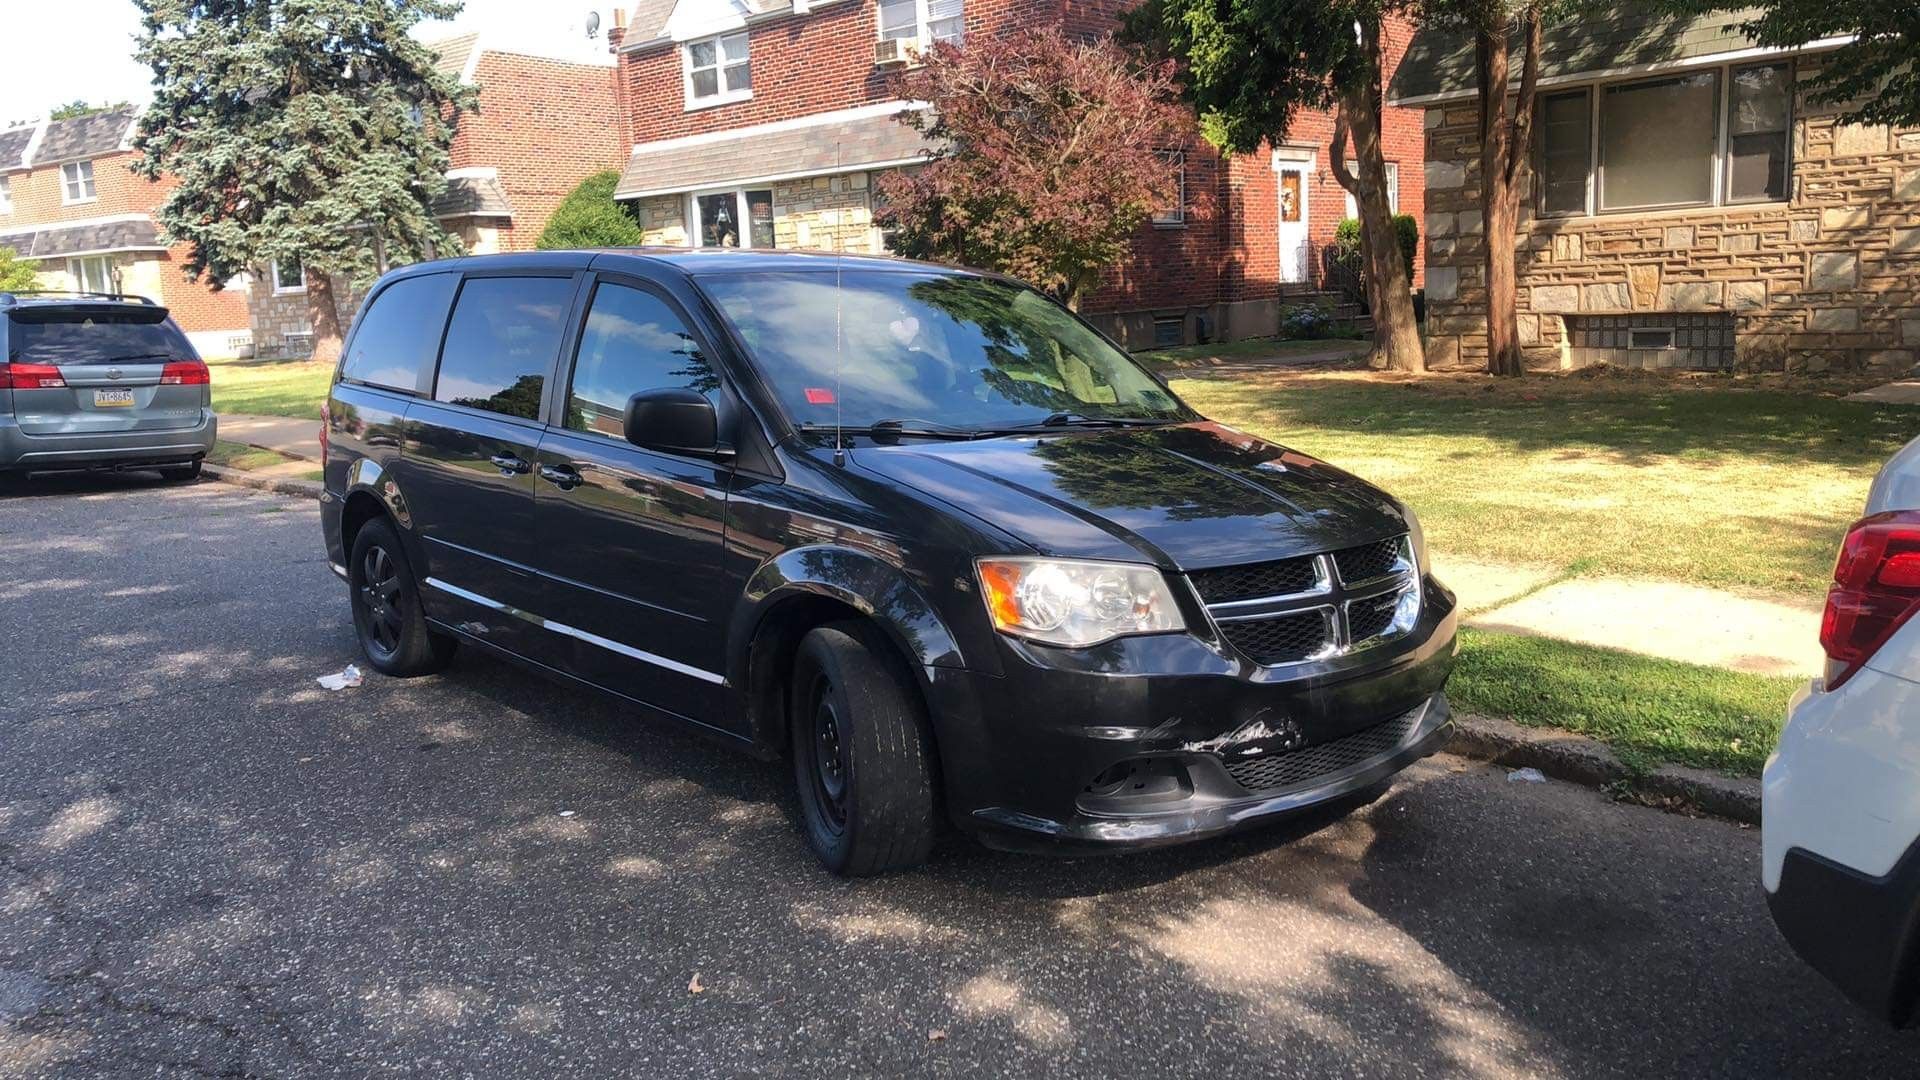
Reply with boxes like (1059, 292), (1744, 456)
(848, 422), (1410, 569)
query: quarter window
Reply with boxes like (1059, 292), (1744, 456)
(565, 283), (720, 441)
(1537, 89), (1590, 216)
(340, 272), (460, 393)
(1728, 62), (1792, 202)
(61, 161), (96, 203)
(685, 32), (750, 107)
(433, 275), (576, 420)
(878, 0), (964, 45)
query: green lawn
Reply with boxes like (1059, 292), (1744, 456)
(1450, 628), (1798, 777)
(1172, 368), (1918, 600)
(209, 356), (334, 420)
(205, 440), (324, 482)
(1139, 336), (1367, 368)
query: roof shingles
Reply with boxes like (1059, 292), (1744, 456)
(614, 110), (933, 199)
(32, 106), (140, 166)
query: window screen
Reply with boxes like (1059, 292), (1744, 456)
(1728, 62), (1791, 202)
(433, 276), (575, 420)
(340, 272), (459, 393)
(565, 283), (719, 440)
(1600, 73), (1719, 211)
(1538, 89), (1591, 215)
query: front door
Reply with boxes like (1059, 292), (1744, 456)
(1278, 163), (1309, 284)
(691, 188), (775, 249)
(532, 274), (737, 730)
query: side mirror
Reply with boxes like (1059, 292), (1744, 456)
(624, 387), (729, 458)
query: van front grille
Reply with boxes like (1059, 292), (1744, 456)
(1215, 610), (1331, 665)
(1189, 534), (1417, 669)
(1333, 538), (1405, 583)
(1188, 556), (1318, 605)
(1222, 707), (1423, 792)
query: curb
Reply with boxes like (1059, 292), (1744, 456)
(202, 462), (323, 501)
(1448, 713), (1759, 825)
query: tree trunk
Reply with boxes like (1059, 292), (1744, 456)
(1477, 9), (1542, 377)
(1334, 82), (1422, 373)
(306, 268), (346, 365)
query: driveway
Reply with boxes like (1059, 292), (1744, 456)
(2, 476), (1915, 1078)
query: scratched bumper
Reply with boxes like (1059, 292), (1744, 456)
(921, 576), (1459, 854)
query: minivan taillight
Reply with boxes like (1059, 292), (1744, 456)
(1820, 510), (1920, 689)
(160, 360), (210, 386)
(0, 362), (67, 389)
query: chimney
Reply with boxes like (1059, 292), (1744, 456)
(608, 8), (632, 156)
(608, 8), (628, 52)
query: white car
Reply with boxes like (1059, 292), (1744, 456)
(1764, 435), (1920, 1025)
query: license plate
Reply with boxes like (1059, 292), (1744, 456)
(94, 389), (135, 408)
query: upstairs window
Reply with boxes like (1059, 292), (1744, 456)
(1151, 149), (1186, 227)
(0, 176), (11, 213)
(684, 32), (750, 108)
(61, 160), (96, 203)
(878, 0), (964, 47)
(1536, 60), (1792, 217)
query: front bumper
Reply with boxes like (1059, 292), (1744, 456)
(926, 574), (1459, 854)
(0, 412), (216, 472)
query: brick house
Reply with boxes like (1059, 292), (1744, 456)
(605, 0), (1425, 346)
(0, 106), (253, 358)
(1392, 10), (1920, 374)
(250, 34), (624, 356)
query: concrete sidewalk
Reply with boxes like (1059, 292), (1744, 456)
(220, 412), (322, 461)
(1437, 554), (1824, 678)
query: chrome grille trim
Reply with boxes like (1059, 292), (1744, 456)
(1188, 534), (1420, 669)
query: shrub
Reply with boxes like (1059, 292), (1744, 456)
(1332, 214), (1418, 281)
(0, 246), (39, 292)
(1281, 302), (1336, 340)
(537, 170), (643, 250)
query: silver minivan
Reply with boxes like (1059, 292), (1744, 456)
(0, 291), (215, 483)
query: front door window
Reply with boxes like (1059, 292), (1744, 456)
(1277, 164), (1309, 284)
(693, 188), (775, 249)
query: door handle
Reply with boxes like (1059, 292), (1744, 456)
(538, 463), (582, 490)
(489, 453), (531, 475)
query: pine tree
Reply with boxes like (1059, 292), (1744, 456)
(132, 0), (476, 363)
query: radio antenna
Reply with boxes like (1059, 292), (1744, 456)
(832, 140), (847, 468)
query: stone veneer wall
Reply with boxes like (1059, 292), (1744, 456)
(632, 172), (883, 254)
(247, 274), (366, 359)
(1420, 64), (1920, 374)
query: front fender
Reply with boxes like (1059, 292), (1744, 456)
(727, 545), (988, 692)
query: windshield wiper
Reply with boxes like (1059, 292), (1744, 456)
(1022, 412), (1176, 429)
(99, 353), (175, 363)
(798, 419), (994, 442)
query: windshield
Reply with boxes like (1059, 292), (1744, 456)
(7, 309), (196, 365)
(696, 270), (1191, 431)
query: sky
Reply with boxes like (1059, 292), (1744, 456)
(0, 0), (620, 128)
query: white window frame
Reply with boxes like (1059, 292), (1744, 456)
(69, 255), (114, 294)
(1535, 59), (1794, 219)
(1151, 149), (1186, 228)
(61, 160), (97, 204)
(271, 258), (306, 295)
(687, 187), (776, 250)
(682, 32), (751, 110)
(1343, 161), (1399, 219)
(0, 175), (11, 214)
(877, 0), (964, 47)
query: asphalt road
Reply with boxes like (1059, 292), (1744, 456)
(3, 475), (1917, 1078)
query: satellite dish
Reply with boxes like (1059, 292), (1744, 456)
(585, 10), (601, 38)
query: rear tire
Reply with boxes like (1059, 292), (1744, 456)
(790, 621), (939, 876)
(348, 516), (457, 677)
(161, 459), (203, 482)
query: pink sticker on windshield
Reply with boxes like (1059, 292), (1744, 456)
(804, 387), (836, 405)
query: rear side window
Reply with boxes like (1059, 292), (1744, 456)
(7, 309), (195, 365)
(340, 272), (458, 393)
(433, 276), (576, 421)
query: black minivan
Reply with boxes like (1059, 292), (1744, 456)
(320, 249), (1459, 875)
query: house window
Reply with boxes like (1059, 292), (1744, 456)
(1152, 150), (1186, 227)
(1728, 62), (1792, 202)
(684, 32), (750, 108)
(691, 188), (775, 249)
(878, 0), (964, 46)
(1536, 61), (1792, 217)
(69, 255), (114, 294)
(0, 176), (11, 213)
(271, 258), (305, 294)
(1342, 161), (1400, 218)
(61, 161), (97, 203)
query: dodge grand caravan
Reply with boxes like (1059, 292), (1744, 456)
(320, 250), (1459, 875)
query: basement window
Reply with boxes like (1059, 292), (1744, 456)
(1153, 316), (1183, 347)
(1629, 328), (1675, 350)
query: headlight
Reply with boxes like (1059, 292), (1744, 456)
(1402, 504), (1429, 574)
(976, 557), (1186, 647)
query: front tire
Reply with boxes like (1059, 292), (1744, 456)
(790, 622), (938, 876)
(348, 517), (456, 677)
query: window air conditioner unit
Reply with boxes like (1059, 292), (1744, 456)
(874, 37), (920, 66)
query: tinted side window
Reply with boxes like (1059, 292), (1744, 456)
(433, 276), (576, 420)
(340, 272), (458, 392)
(565, 282), (721, 440)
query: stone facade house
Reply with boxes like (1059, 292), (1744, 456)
(1391, 10), (1920, 374)
(250, 34), (625, 356)
(605, 0), (1426, 346)
(0, 107), (252, 358)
